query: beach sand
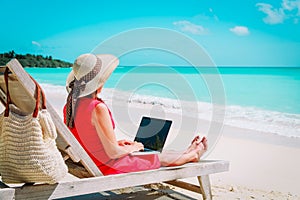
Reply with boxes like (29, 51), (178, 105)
(191, 126), (300, 199)
(208, 127), (300, 195)
(44, 89), (300, 199)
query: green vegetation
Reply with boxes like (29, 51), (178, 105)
(0, 51), (72, 68)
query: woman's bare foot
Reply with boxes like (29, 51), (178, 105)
(185, 135), (201, 153)
(197, 137), (208, 158)
(191, 135), (200, 145)
(201, 137), (208, 151)
(186, 135), (208, 153)
(158, 137), (208, 166)
(190, 137), (208, 162)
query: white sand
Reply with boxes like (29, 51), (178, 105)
(209, 133), (300, 195)
(176, 124), (300, 199)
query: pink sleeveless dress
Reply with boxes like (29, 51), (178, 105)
(63, 97), (160, 175)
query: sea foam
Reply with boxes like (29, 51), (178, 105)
(41, 84), (300, 138)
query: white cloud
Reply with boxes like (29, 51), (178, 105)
(256, 0), (300, 24)
(229, 26), (250, 36)
(282, 0), (300, 14)
(32, 41), (41, 47)
(173, 20), (208, 35)
(256, 3), (285, 24)
(282, 0), (294, 10)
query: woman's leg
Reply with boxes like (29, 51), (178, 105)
(158, 137), (208, 167)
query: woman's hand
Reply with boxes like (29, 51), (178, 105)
(123, 141), (144, 153)
(132, 141), (144, 152)
(118, 139), (134, 146)
(118, 140), (144, 153)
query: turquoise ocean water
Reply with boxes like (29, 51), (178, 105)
(26, 66), (300, 114)
(25, 66), (300, 137)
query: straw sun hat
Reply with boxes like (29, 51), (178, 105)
(66, 53), (119, 97)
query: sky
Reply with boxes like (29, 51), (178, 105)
(1, 0), (300, 66)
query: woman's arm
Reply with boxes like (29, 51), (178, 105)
(91, 103), (143, 159)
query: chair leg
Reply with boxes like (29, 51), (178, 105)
(198, 175), (212, 200)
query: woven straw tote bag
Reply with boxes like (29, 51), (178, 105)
(0, 68), (68, 184)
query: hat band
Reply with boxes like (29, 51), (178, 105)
(76, 57), (102, 88)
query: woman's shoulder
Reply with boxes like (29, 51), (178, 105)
(92, 101), (111, 122)
(93, 99), (109, 113)
(94, 101), (108, 111)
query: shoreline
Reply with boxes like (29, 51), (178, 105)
(43, 84), (300, 139)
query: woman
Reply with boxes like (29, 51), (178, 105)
(64, 53), (207, 175)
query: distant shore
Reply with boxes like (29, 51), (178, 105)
(0, 51), (72, 68)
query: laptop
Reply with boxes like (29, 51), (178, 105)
(130, 116), (172, 156)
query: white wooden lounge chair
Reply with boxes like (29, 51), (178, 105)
(0, 59), (229, 200)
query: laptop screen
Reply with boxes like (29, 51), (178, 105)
(134, 116), (172, 151)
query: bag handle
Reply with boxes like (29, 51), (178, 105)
(31, 76), (47, 110)
(4, 68), (46, 118)
(4, 68), (12, 117)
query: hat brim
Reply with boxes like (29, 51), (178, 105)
(66, 54), (119, 97)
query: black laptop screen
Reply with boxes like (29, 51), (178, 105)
(134, 117), (172, 151)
